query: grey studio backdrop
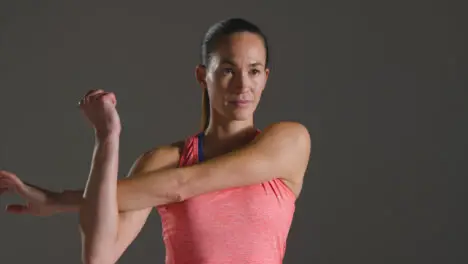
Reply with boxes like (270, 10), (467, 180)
(0, 1), (466, 264)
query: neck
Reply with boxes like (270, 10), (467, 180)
(202, 113), (258, 157)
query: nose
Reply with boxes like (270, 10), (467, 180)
(232, 71), (251, 93)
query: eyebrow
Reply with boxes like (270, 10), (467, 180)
(219, 59), (264, 67)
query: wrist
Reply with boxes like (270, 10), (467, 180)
(51, 190), (82, 213)
(95, 130), (121, 142)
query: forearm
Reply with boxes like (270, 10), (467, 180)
(49, 154), (180, 215)
(51, 175), (178, 214)
(52, 190), (83, 212)
(79, 134), (120, 264)
(115, 166), (183, 211)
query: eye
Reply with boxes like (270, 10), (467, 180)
(222, 68), (234, 75)
(250, 69), (261, 75)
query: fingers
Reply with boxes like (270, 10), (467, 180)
(1, 177), (29, 213)
(85, 89), (102, 97)
(78, 89), (104, 106)
(0, 170), (21, 188)
(85, 89), (105, 104)
(89, 91), (117, 107)
(0, 172), (14, 190)
(101, 92), (117, 105)
(0, 171), (29, 198)
(78, 89), (117, 107)
(0, 170), (16, 178)
(5, 204), (30, 214)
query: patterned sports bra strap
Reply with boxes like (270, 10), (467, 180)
(178, 133), (199, 167)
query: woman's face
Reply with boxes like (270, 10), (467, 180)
(201, 32), (269, 122)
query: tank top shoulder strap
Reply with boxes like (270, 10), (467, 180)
(180, 128), (261, 167)
(178, 132), (203, 167)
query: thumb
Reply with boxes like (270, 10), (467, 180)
(5, 204), (30, 214)
(101, 92), (117, 106)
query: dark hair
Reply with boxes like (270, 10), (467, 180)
(200, 18), (270, 131)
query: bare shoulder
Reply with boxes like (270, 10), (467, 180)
(260, 121), (311, 149)
(127, 140), (185, 176)
(258, 122), (311, 195)
(263, 121), (310, 135)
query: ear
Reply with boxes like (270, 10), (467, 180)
(261, 67), (270, 92)
(195, 64), (207, 90)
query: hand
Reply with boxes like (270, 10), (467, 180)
(78, 89), (121, 139)
(0, 170), (60, 216)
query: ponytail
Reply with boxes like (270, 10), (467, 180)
(200, 89), (210, 131)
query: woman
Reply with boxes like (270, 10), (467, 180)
(0, 18), (311, 264)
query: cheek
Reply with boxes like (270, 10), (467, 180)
(211, 78), (231, 97)
(252, 77), (266, 95)
(209, 72), (227, 87)
(207, 81), (228, 104)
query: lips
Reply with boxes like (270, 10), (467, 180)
(228, 100), (252, 106)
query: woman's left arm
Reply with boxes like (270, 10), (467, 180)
(180, 121), (310, 198)
(117, 121), (311, 210)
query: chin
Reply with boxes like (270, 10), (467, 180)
(226, 108), (255, 121)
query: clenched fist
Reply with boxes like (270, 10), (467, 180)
(78, 89), (121, 138)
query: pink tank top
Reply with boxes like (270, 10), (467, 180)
(156, 132), (296, 264)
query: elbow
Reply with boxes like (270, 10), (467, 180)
(172, 189), (185, 203)
(82, 256), (98, 264)
(171, 164), (209, 202)
(173, 168), (191, 203)
(162, 182), (184, 204)
(80, 230), (117, 264)
(81, 244), (115, 264)
(82, 255), (114, 264)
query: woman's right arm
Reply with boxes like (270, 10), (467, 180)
(106, 143), (182, 263)
(79, 141), (181, 264)
(1, 143), (181, 263)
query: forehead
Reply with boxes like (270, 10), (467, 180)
(212, 32), (266, 64)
